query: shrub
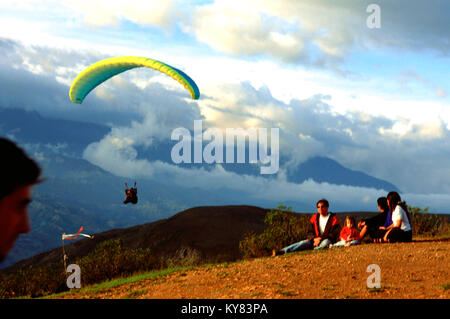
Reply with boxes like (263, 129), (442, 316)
(159, 246), (203, 269)
(0, 264), (65, 299)
(0, 239), (154, 299)
(75, 239), (153, 286)
(239, 205), (311, 258)
(409, 206), (449, 237)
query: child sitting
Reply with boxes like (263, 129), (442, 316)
(331, 216), (361, 247)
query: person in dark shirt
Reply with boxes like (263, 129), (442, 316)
(358, 197), (391, 242)
(123, 181), (138, 204)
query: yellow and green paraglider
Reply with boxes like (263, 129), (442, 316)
(69, 56), (200, 104)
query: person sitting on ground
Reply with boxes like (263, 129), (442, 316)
(272, 198), (340, 256)
(123, 181), (138, 205)
(330, 216), (361, 247)
(0, 138), (42, 263)
(382, 191), (412, 243)
(374, 201), (394, 243)
(358, 197), (391, 242)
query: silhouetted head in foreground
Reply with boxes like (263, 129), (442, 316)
(0, 138), (42, 262)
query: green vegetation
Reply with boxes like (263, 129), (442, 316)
(239, 205), (310, 258)
(42, 267), (191, 299)
(75, 239), (154, 284)
(0, 264), (66, 299)
(409, 206), (450, 238)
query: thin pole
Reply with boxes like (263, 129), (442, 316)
(62, 235), (67, 271)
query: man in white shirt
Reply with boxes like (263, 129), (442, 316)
(319, 212), (330, 235)
(392, 205), (411, 232)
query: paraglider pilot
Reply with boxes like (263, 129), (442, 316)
(123, 181), (138, 205)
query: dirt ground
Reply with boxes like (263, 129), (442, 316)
(58, 239), (449, 299)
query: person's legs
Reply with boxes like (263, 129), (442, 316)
(314, 238), (331, 250)
(404, 230), (412, 242)
(367, 226), (380, 240)
(386, 228), (405, 243)
(330, 240), (346, 248)
(392, 229), (412, 243)
(372, 229), (384, 242)
(371, 229), (387, 242)
(282, 239), (313, 253)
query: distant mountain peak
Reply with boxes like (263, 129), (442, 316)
(287, 156), (400, 192)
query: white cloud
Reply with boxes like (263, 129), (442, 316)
(188, 0), (450, 64)
(199, 82), (450, 195)
(189, 1), (307, 62)
(63, 0), (178, 30)
(83, 137), (450, 213)
(72, 71), (450, 196)
(2, 31), (450, 206)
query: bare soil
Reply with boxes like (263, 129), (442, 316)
(57, 239), (449, 299)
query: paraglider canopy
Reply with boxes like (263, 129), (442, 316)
(69, 56), (200, 104)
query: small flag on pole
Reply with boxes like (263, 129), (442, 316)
(62, 226), (93, 240)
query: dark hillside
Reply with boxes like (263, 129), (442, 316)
(2, 205), (271, 273)
(110, 205), (270, 261)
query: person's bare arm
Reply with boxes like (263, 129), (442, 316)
(383, 220), (401, 241)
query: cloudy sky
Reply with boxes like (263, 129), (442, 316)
(1, 0), (449, 212)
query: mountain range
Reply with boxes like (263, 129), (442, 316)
(0, 106), (399, 268)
